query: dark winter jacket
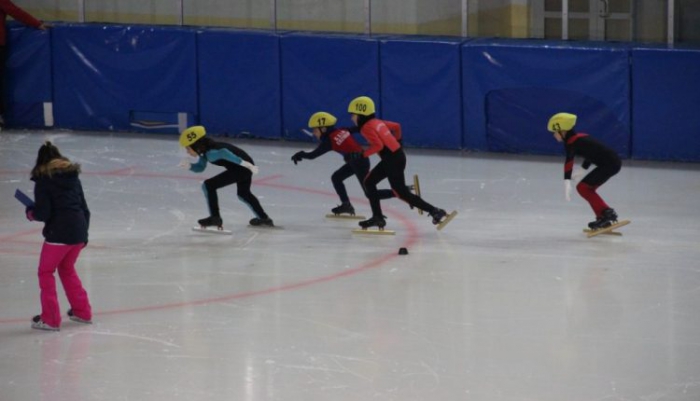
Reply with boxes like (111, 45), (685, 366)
(31, 159), (90, 244)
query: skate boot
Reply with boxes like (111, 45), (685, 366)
(67, 309), (92, 324)
(429, 208), (447, 225)
(358, 215), (386, 229)
(331, 202), (355, 216)
(31, 315), (59, 331)
(588, 208), (618, 230)
(249, 217), (274, 227)
(198, 216), (223, 228)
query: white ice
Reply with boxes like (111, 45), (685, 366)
(1, 131), (700, 401)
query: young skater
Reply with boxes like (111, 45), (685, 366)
(291, 111), (398, 216)
(179, 125), (273, 228)
(548, 112), (622, 229)
(347, 96), (451, 229)
(26, 141), (92, 331)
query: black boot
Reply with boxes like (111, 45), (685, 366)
(198, 216), (223, 228)
(589, 208), (618, 230)
(331, 202), (355, 216)
(250, 217), (274, 227)
(359, 215), (386, 229)
(429, 208), (447, 225)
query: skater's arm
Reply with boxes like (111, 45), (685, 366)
(207, 148), (244, 165)
(563, 147), (575, 180)
(189, 157), (208, 173)
(304, 140), (332, 160)
(31, 182), (51, 222)
(78, 183), (90, 228)
(361, 127), (384, 158)
(384, 121), (402, 142)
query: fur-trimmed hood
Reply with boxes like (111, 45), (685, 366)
(32, 158), (81, 179)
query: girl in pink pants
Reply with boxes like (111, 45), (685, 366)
(27, 142), (92, 331)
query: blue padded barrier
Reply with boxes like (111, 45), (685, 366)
(379, 36), (465, 149)
(280, 32), (380, 142)
(4, 23), (52, 128)
(197, 29), (281, 139)
(631, 46), (700, 162)
(462, 39), (631, 157)
(52, 24), (198, 133)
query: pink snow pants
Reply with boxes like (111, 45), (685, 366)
(37, 242), (92, 328)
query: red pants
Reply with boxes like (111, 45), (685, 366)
(37, 242), (92, 328)
(576, 182), (610, 217)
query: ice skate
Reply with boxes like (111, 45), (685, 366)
(585, 209), (630, 238)
(192, 215), (231, 234)
(326, 202), (365, 219)
(31, 315), (59, 332)
(67, 309), (92, 324)
(412, 174), (423, 215)
(353, 215), (394, 235)
(249, 217), (274, 227)
(430, 208), (458, 231)
(331, 202), (355, 216)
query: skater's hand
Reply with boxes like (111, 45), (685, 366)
(291, 151), (304, 165)
(564, 179), (572, 202)
(241, 161), (259, 175)
(178, 159), (190, 170)
(25, 207), (35, 221)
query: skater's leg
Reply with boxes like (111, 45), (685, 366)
(202, 170), (238, 217)
(363, 161), (389, 218)
(57, 244), (91, 322)
(577, 164), (620, 216)
(385, 151), (436, 213)
(237, 176), (269, 219)
(37, 243), (71, 328)
(332, 163), (355, 204)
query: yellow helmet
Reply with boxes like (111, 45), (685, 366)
(179, 126), (206, 147)
(348, 96), (376, 116)
(308, 111), (337, 128)
(547, 113), (577, 133)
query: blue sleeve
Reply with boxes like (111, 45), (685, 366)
(190, 156), (208, 173)
(206, 149), (243, 165)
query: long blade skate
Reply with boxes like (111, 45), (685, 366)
(583, 228), (622, 236)
(192, 226), (232, 235)
(413, 174), (423, 215)
(436, 210), (458, 231)
(325, 214), (366, 220)
(586, 220), (630, 238)
(352, 228), (396, 235)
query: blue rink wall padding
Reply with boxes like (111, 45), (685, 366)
(280, 32), (380, 142)
(52, 24), (198, 132)
(462, 39), (631, 157)
(197, 29), (281, 139)
(631, 46), (700, 162)
(379, 37), (464, 149)
(4, 23), (52, 128)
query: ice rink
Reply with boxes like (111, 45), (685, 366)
(1, 130), (699, 401)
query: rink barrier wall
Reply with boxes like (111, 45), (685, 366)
(4, 22), (700, 162)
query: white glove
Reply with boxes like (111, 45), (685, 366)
(564, 179), (572, 202)
(241, 160), (259, 175)
(178, 159), (190, 170)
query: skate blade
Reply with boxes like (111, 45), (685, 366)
(586, 220), (630, 238)
(352, 228), (396, 235)
(413, 174), (423, 215)
(325, 214), (366, 220)
(436, 210), (458, 231)
(192, 226), (232, 235)
(248, 225), (283, 230)
(583, 228), (622, 236)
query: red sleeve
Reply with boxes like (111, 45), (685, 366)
(0, 0), (43, 28)
(384, 121), (402, 142)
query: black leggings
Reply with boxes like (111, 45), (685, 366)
(364, 149), (436, 218)
(202, 168), (268, 219)
(332, 158), (394, 204)
(581, 162), (621, 187)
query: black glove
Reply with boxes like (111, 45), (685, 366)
(582, 159), (591, 170)
(291, 151), (305, 165)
